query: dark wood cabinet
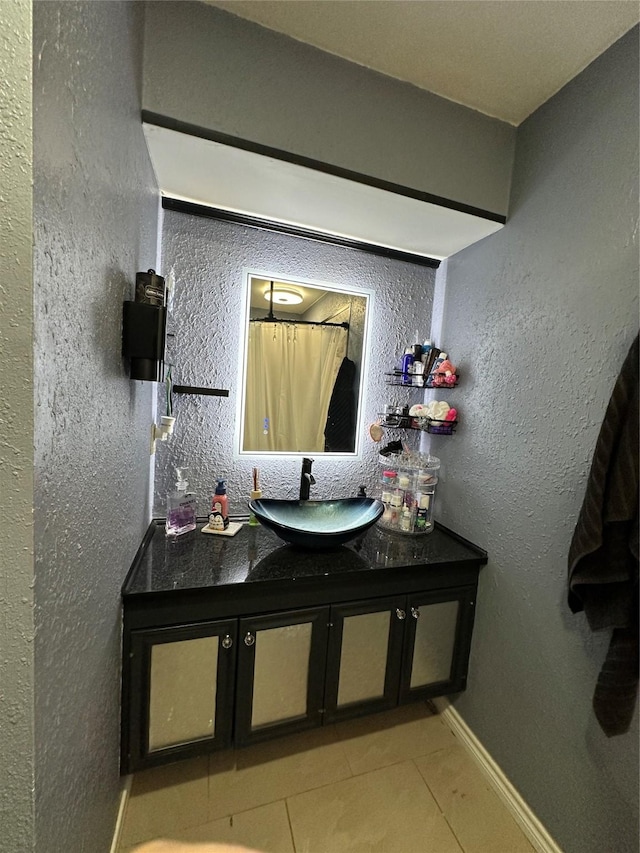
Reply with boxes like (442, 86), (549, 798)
(398, 588), (476, 703)
(122, 587), (476, 772)
(235, 606), (330, 747)
(125, 618), (237, 771)
(324, 596), (405, 723)
(324, 588), (475, 725)
(121, 520), (486, 773)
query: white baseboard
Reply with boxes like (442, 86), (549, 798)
(432, 698), (563, 853)
(110, 775), (132, 853)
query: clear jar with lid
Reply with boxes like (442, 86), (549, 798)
(377, 452), (440, 535)
(381, 469), (397, 486)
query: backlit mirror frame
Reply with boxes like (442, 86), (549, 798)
(236, 269), (373, 458)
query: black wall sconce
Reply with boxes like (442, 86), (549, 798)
(122, 269), (167, 382)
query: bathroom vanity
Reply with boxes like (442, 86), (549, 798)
(121, 520), (487, 773)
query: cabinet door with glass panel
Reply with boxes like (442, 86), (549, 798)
(235, 607), (330, 747)
(127, 619), (237, 771)
(323, 596), (406, 723)
(398, 588), (476, 703)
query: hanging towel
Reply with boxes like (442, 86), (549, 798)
(568, 333), (639, 736)
(324, 357), (357, 452)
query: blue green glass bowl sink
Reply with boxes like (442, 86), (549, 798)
(248, 497), (385, 549)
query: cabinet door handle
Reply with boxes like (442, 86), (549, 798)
(396, 608), (406, 620)
(411, 607), (420, 619)
(244, 632), (255, 647)
(221, 634), (233, 649)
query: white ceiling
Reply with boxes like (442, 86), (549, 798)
(205, 0), (639, 125)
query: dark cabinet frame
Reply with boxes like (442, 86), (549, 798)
(235, 606), (330, 747)
(324, 596), (406, 723)
(398, 588), (476, 704)
(125, 618), (237, 772)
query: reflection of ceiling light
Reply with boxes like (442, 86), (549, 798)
(264, 287), (303, 305)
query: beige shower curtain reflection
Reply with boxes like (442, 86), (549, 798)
(244, 321), (348, 452)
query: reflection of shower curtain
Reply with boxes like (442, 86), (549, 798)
(324, 356), (357, 452)
(244, 322), (347, 452)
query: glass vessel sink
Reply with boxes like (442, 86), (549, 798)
(247, 497), (385, 549)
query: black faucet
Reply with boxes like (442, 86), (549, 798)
(299, 457), (316, 500)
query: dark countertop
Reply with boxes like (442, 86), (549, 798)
(123, 518), (487, 597)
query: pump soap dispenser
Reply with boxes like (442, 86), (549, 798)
(202, 478), (243, 537)
(211, 479), (230, 530)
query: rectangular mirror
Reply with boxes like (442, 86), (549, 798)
(238, 272), (371, 455)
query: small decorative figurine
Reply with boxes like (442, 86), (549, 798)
(208, 511), (225, 531)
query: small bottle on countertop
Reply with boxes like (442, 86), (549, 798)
(248, 488), (262, 525)
(211, 478), (229, 530)
(400, 504), (414, 532)
(415, 492), (433, 532)
(389, 493), (402, 527)
(166, 467), (197, 537)
(381, 490), (394, 525)
(249, 467), (262, 526)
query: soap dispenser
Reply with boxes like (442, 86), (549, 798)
(166, 467), (197, 536)
(211, 479), (229, 530)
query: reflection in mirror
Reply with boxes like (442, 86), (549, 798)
(239, 274), (370, 455)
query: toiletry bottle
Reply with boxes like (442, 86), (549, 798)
(412, 341), (424, 386)
(412, 332), (422, 364)
(401, 348), (414, 385)
(423, 342), (439, 379)
(432, 351), (448, 372)
(211, 479), (229, 529)
(400, 504), (413, 532)
(421, 339), (433, 369)
(415, 494), (430, 530)
(428, 351), (447, 384)
(166, 467), (197, 536)
(249, 468), (262, 526)
(390, 492), (402, 527)
(381, 491), (393, 525)
(248, 490), (262, 525)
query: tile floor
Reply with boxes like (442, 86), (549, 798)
(118, 703), (535, 853)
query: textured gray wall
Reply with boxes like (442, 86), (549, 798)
(33, 3), (158, 852)
(142, 1), (515, 216)
(154, 212), (435, 514)
(434, 29), (639, 853)
(0, 2), (35, 850)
